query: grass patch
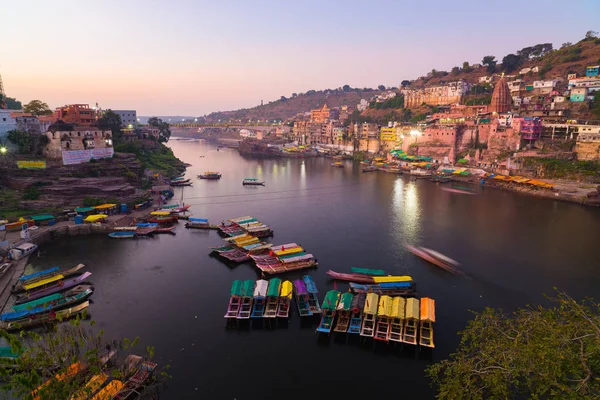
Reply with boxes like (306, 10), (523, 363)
(114, 142), (184, 177)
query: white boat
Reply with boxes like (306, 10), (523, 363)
(9, 243), (38, 260)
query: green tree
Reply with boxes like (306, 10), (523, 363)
(561, 42), (573, 49)
(462, 62), (472, 72)
(585, 30), (598, 40)
(148, 117), (171, 143)
(451, 66), (461, 75)
(7, 130), (49, 155)
(23, 100), (52, 116)
(400, 80), (411, 88)
(482, 56), (496, 73)
(96, 109), (123, 141)
(427, 291), (600, 400)
(501, 53), (523, 72)
(378, 85), (386, 91)
(5, 97), (22, 109)
(342, 85), (351, 92)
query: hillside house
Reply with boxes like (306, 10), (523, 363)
(586, 65), (599, 77)
(570, 87), (588, 102)
(45, 125), (112, 159)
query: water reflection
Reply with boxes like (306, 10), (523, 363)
(391, 178), (421, 244)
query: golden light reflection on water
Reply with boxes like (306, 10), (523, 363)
(391, 178), (421, 243)
(300, 161), (306, 189)
(272, 163), (278, 177)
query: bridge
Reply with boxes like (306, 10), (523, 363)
(168, 123), (281, 129)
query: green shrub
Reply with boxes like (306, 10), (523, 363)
(23, 186), (41, 200)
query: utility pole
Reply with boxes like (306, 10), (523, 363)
(0, 70), (6, 109)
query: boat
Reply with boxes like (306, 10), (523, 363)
(316, 290), (340, 334)
(405, 244), (468, 278)
(350, 267), (386, 276)
(431, 174), (453, 183)
(185, 218), (219, 229)
(293, 279), (312, 317)
(409, 168), (432, 178)
(419, 297), (436, 348)
(360, 160), (370, 166)
(113, 360), (158, 399)
(0, 262), (11, 275)
(217, 248), (250, 263)
(71, 373), (109, 400)
(91, 379), (124, 400)
(8, 242), (38, 261)
(15, 272), (92, 304)
(5, 218), (35, 232)
(421, 247), (460, 267)
(154, 226), (176, 234)
(237, 280), (255, 319)
(224, 280), (243, 319)
(348, 292), (365, 334)
(11, 285), (93, 313)
(0, 301), (90, 331)
(402, 297), (420, 345)
(250, 279), (268, 318)
(374, 295), (393, 341)
(332, 292), (353, 333)
(440, 187), (476, 195)
(198, 171), (222, 180)
(108, 231), (136, 239)
(331, 162), (344, 168)
(276, 280), (293, 318)
(303, 276), (322, 314)
(242, 178), (265, 186)
(84, 214), (108, 223)
(136, 222), (158, 228)
(326, 270), (413, 284)
(1, 287), (93, 322)
(362, 166), (378, 173)
(349, 282), (415, 296)
(389, 296), (405, 342)
(264, 278), (281, 318)
(359, 293), (379, 337)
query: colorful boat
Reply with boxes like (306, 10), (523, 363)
(237, 280), (255, 319)
(5, 218), (35, 231)
(350, 267), (386, 276)
(186, 218), (218, 229)
(333, 292), (354, 333)
(198, 171), (222, 179)
(389, 296), (406, 343)
(348, 293), (365, 334)
(91, 379), (124, 400)
(405, 245), (468, 278)
(8, 242), (38, 260)
(264, 278), (281, 318)
(330, 162), (344, 168)
(224, 280), (243, 319)
(359, 293), (379, 337)
(402, 297), (420, 345)
(217, 248), (250, 263)
(14, 264), (85, 293)
(362, 166), (378, 172)
(419, 297), (436, 348)
(11, 285), (93, 313)
(293, 279), (312, 317)
(250, 279), (268, 318)
(0, 301), (90, 331)
(374, 295), (393, 341)
(242, 178), (265, 186)
(316, 290), (340, 334)
(349, 282), (415, 296)
(71, 373), (109, 400)
(136, 222), (158, 228)
(1, 287), (93, 322)
(108, 231), (136, 239)
(154, 226), (176, 234)
(276, 280), (293, 318)
(15, 272), (92, 304)
(303, 275), (322, 314)
(113, 360), (158, 399)
(326, 270), (413, 284)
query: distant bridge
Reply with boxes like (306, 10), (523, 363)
(168, 123), (281, 129)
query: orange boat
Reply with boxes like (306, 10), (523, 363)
(5, 218), (35, 231)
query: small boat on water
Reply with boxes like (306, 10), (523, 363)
(108, 231), (136, 239)
(374, 295), (393, 341)
(276, 280), (293, 318)
(389, 296), (406, 342)
(405, 245), (468, 278)
(0, 300), (90, 331)
(303, 276), (322, 314)
(347, 292), (366, 334)
(333, 292), (353, 333)
(186, 218), (219, 229)
(8, 242), (38, 261)
(331, 162), (344, 168)
(362, 166), (378, 173)
(293, 279), (312, 317)
(350, 267), (385, 276)
(431, 174), (452, 183)
(359, 293), (379, 337)
(242, 178), (265, 186)
(14, 264), (85, 293)
(11, 285), (93, 313)
(113, 360), (157, 399)
(326, 270), (413, 284)
(349, 282), (415, 296)
(316, 290), (340, 334)
(419, 297), (436, 348)
(410, 168), (432, 178)
(225, 280), (243, 319)
(0, 263), (11, 276)
(402, 297), (420, 345)
(250, 279), (268, 318)
(1, 287), (93, 322)
(264, 278), (281, 318)
(237, 280), (255, 319)
(15, 272), (92, 305)
(198, 171), (222, 180)
(440, 187), (476, 195)
(91, 379), (124, 400)
(154, 226), (176, 234)
(136, 222), (158, 228)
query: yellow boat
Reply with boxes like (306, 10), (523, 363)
(71, 373), (109, 400)
(32, 361), (84, 400)
(372, 275), (412, 283)
(374, 295), (393, 341)
(389, 296), (406, 342)
(91, 380), (123, 400)
(93, 203), (117, 210)
(360, 293), (379, 337)
(273, 246), (303, 256)
(23, 274), (65, 291)
(84, 214), (108, 223)
(402, 297), (420, 345)
(150, 211), (171, 216)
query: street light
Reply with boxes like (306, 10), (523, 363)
(0, 146), (7, 154)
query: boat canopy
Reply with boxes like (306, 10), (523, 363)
(229, 216), (253, 222)
(372, 275), (412, 283)
(94, 204), (117, 210)
(241, 280), (255, 297)
(405, 298), (420, 320)
(377, 295), (393, 317)
(364, 293), (379, 315)
(271, 243), (298, 250)
(267, 278), (282, 297)
(350, 267), (385, 276)
(0, 347), (20, 359)
(12, 293), (63, 312)
(150, 211), (171, 216)
(322, 290), (340, 310)
(420, 297), (436, 322)
(274, 246), (303, 256)
(350, 292), (366, 312)
(336, 292), (353, 311)
(19, 267), (59, 282)
(391, 296), (406, 319)
(293, 279), (308, 295)
(281, 254), (313, 263)
(92, 380), (123, 400)
(254, 280), (269, 297)
(188, 218), (209, 223)
(30, 214), (55, 222)
(136, 223), (158, 227)
(279, 251), (307, 259)
(84, 214), (107, 223)
(230, 280), (243, 297)
(280, 280), (293, 299)
(302, 276), (318, 293)
(23, 274), (64, 291)
(379, 282), (412, 288)
(75, 207), (95, 213)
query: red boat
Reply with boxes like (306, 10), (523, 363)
(405, 245), (469, 278)
(325, 270), (375, 283)
(154, 226), (176, 234)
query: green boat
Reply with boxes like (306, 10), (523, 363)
(225, 280), (244, 318)
(264, 278), (282, 318)
(316, 290), (340, 334)
(237, 280), (255, 319)
(334, 292), (354, 333)
(350, 267), (386, 276)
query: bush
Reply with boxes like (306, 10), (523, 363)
(23, 186), (41, 200)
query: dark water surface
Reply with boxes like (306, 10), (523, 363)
(33, 140), (600, 399)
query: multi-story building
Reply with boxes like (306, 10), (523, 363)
(570, 87), (588, 102)
(361, 123), (379, 138)
(401, 81), (470, 108)
(586, 65), (599, 77)
(15, 114), (54, 135)
(380, 127), (399, 141)
(513, 117), (542, 141)
(568, 76), (600, 93)
(111, 110), (137, 126)
(310, 104), (330, 123)
(55, 104), (96, 126)
(44, 124), (113, 160)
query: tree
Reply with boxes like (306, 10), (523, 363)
(400, 80), (411, 88)
(280, 96), (287, 101)
(561, 42), (573, 49)
(451, 66), (461, 75)
(7, 130), (49, 155)
(342, 85), (351, 92)
(585, 30), (598, 39)
(23, 100), (52, 116)
(462, 62), (472, 72)
(5, 97), (22, 109)
(148, 117), (171, 143)
(96, 110), (122, 140)
(427, 291), (600, 399)
(292, 93), (297, 97)
(378, 85), (386, 91)
(482, 56), (496, 73)
(502, 53), (523, 72)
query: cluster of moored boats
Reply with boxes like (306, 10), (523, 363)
(194, 171), (266, 186)
(108, 204), (193, 239)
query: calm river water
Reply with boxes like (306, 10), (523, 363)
(33, 140), (600, 399)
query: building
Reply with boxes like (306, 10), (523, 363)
(0, 109), (16, 139)
(356, 99), (368, 112)
(532, 79), (558, 94)
(15, 114), (54, 135)
(507, 80), (523, 93)
(361, 123), (379, 138)
(479, 76), (492, 84)
(380, 127), (398, 141)
(111, 110), (137, 127)
(575, 125), (600, 160)
(586, 65), (599, 77)
(519, 66), (539, 75)
(310, 104), (330, 123)
(55, 104), (96, 126)
(44, 123), (113, 160)
(568, 76), (600, 93)
(490, 76), (512, 114)
(401, 81), (470, 108)
(570, 87), (588, 102)
(514, 117), (542, 141)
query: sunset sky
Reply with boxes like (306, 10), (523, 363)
(3, 0), (599, 116)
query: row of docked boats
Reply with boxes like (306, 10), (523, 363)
(218, 216), (273, 238)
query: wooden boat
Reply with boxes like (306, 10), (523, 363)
(2, 287), (93, 322)
(15, 272), (92, 304)
(350, 267), (386, 276)
(431, 174), (452, 183)
(113, 360), (158, 399)
(359, 293), (379, 337)
(263, 278), (281, 318)
(0, 301), (90, 331)
(331, 162), (344, 168)
(316, 290), (340, 334)
(440, 187), (476, 195)
(8, 242), (38, 260)
(198, 171), (222, 180)
(218, 248), (250, 263)
(349, 282), (415, 296)
(405, 245), (468, 277)
(362, 166), (378, 172)
(348, 292), (366, 334)
(5, 218), (35, 232)
(332, 292), (353, 333)
(14, 264), (85, 293)
(409, 168), (432, 178)
(402, 297), (420, 345)
(135, 222), (158, 228)
(374, 295), (393, 341)
(0, 262), (11, 276)
(293, 279), (312, 317)
(242, 178), (265, 186)
(276, 280), (293, 318)
(11, 285), (93, 313)
(224, 280), (243, 319)
(419, 297), (436, 348)
(108, 231), (136, 239)
(237, 280), (255, 319)
(326, 270), (374, 283)
(91, 379), (124, 400)
(360, 160), (370, 165)
(421, 247), (460, 267)
(186, 218), (219, 229)
(154, 226), (176, 234)
(303, 275), (322, 314)
(250, 279), (268, 318)
(389, 296), (406, 342)
(71, 373), (109, 400)
(171, 179), (192, 187)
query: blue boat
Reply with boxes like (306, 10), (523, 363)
(302, 275), (322, 314)
(250, 279), (268, 318)
(108, 232), (136, 239)
(347, 293), (366, 334)
(136, 223), (158, 228)
(1, 288), (93, 322)
(316, 290), (340, 334)
(19, 267), (59, 282)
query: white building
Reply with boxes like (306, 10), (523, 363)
(478, 76), (492, 83)
(357, 99), (368, 112)
(0, 109), (17, 140)
(111, 110), (137, 127)
(508, 80), (523, 93)
(533, 80), (558, 89)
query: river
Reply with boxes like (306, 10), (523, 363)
(32, 139), (600, 399)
